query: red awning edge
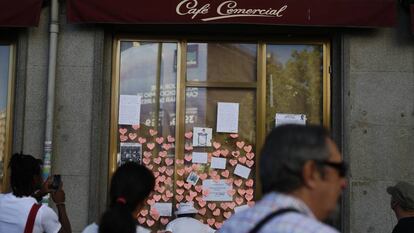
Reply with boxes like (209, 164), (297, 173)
(0, 0), (43, 27)
(67, 0), (397, 28)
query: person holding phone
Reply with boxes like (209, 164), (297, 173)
(0, 153), (72, 233)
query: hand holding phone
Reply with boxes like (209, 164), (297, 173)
(50, 175), (61, 191)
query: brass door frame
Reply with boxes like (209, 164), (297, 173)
(1, 43), (16, 192)
(109, 38), (331, 197)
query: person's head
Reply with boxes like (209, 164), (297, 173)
(99, 162), (155, 233)
(387, 181), (414, 219)
(260, 124), (347, 220)
(9, 153), (43, 197)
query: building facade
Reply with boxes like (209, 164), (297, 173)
(0, 1), (413, 233)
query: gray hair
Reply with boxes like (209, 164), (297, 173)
(260, 124), (331, 194)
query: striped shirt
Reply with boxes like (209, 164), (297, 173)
(218, 192), (339, 233)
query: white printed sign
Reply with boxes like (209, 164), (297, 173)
(118, 95), (141, 125)
(202, 179), (233, 201)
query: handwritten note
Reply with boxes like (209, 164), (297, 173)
(234, 164), (251, 179)
(192, 152), (208, 164)
(203, 179), (233, 201)
(275, 113), (306, 127)
(210, 157), (226, 170)
(153, 203), (172, 216)
(118, 95), (141, 125)
(217, 102), (239, 133)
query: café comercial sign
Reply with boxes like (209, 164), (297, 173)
(176, 0), (288, 22)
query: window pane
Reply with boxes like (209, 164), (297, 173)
(183, 87), (257, 227)
(0, 45), (11, 192)
(118, 41), (178, 230)
(186, 43), (257, 83)
(266, 44), (324, 132)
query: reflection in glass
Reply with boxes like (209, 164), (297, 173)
(0, 45), (11, 191)
(186, 43), (257, 82)
(266, 45), (323, 132)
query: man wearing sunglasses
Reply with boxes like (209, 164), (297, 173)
(219, 124), (347, 233)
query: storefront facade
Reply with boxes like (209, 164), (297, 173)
(0, 0), (413, 232)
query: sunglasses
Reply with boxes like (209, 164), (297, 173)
(315, 160), (348, 177)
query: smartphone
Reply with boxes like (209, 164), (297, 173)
(50, 175), (61, 190)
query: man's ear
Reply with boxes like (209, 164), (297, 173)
(302, 160), (322, 189)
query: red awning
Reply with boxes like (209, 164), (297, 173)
(67, 0), (396, 28)
(0, 0), (43, 27)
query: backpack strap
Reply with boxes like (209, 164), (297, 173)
(24, 203), (42, 233)
(248, 208), (299, 233)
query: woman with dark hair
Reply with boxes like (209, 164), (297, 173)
(82, 162), (155, 233)
(0, 153), (71, 233)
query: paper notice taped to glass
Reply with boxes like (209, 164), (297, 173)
(118, 95), (141, 125)
(275, 113), (307, 127)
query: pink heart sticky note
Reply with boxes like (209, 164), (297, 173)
(154, 157), (161, 164)
(225, 178), (234, 185)
(208, 203), (217, 211)
(207, 218), (215, 226)
(176, 159), (184, 165)
(220, 203), (228, 210)
(245, 179), (254, 187)
(177, 169), (185, 176)
(167, 135), (175, 143)
(215, 222), (223, 229)
(153, 194), (161, 202)
(184, 154), (192, 162)
(161, 195), (170, 202)
(160, 218), (169, 225)
(243, 145), (252, 153)
(165, 190), (173, 198)
(198, 208), (207, 215)
(149, 129), (158, 136)
(199, 173), (208, 180)
(128, 133), (137, 140)
(237, 189), (246, 196)
(143, 151), (152, 158)
(235, 197), (244, 205)
(238, 157), (247, 164)
(146, 143), (155, 150)
(246, 189), (254, 195)
(120, 135), (128, 142)
(236, 141), (245, 149)
(184, 183), (192, 190)
(176, 188), (185, 195)
(147, 199), (155, 206)
(212, 208), (221, 216)
(227, 202), (236, 210)
(234, 179), (243, 187)
(166, 168), (174, 176)
(158, 166), (166, 173)
(184, 131), (193, 139)
(146, 164), (153, 170)
(162, 143), (172, 151)
(231, 151), (240, 157)
(176, 195), (184, 202)
(213, 142), (221, 149)
(158, 151), (167, 158)
(185, 144), (193, 151)
(176, 180), (184, 187)
(212, 150), (221, 157)
(191, 164), (201, 171)
(198, 200), (207, 208)
(138, 217), (146, 224)
(246, 160), (254, 168)
(246, 152), (255, 160)
(185, 195), (194, 202)
(195, 185), (203, 193)
(155, 137), (164, 144)
(229, 159), (238, 166)
(140, 209), (148, 217)
(221, 149), (229, 157)
(223, 211), (232, 219)
(221, 170), (230, 178)
(119, 128), (127, 135)
(132, 124), (140, 130)
(229, 134), (239, 138)
(227, 189), (236, 196)
(138, 137), (147, 144)
(165, 158), (174, 166)
(146, 219), (155, 227)
(143, 158), (151, 165)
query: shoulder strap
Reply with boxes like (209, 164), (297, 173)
(24, 203), (42, 233)
(248, 208), (299, 233)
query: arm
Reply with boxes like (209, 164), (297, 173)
(51, 183), (72, 233)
